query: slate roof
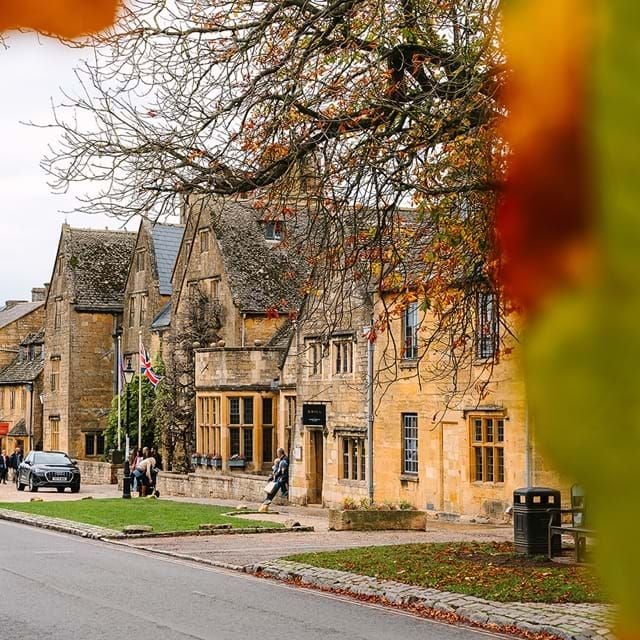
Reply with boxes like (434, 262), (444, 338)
(8, 419), (28, 437)
(150, 223), (184, 296)
(63, 227), (137, 311)
(0, 301), (44, 329)
(150, 301), (172, 331)
(0, 330), (45, 384)
(211, 202), (309, 313)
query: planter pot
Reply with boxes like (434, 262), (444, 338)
(190, 455), (198, 467)
(328, 509), (427, 531)
(211, 458), (222, 469)
(227, 459), (246, 469)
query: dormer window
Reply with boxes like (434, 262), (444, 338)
(263, 221), (284, 241)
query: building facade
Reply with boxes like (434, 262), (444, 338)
(42, 225), (136, 459)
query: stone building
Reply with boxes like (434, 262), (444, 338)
(121, 219), (184, 363)
(0, 291), (45, 371)
(189, 197), (306, 474)
(42, 225), (136, 459)
(0, 330), (45, 455)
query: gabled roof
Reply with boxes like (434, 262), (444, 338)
(8, 419), (28, 437)
(62, 226), (137, 311)
(150, 223), (184, 296)
(211, 202), (309, 314)
(0, 301), (44, 329)
(150, 300), (172, 331)
(0, 329), (45, 384)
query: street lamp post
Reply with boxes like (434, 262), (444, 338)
(122, 357), (135, 499)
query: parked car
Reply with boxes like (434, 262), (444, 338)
(17, 451), (81, 493)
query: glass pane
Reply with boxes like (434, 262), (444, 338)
(230, 427), (240, 455)
(497, 419), (504, 442)
(85, 435), (94, 456)
(497, 447), (505, 482)
(262, 427), (273, 463)
(486, 447), (494, 482)
(342, 438), (349, 479)
(243, 397), (254, 425)
(403, 414), (418, 473)
(351, 439), (358, 479)
(243, 428), (254, 461)
(486, 419), (493, 442)
(229, 398), (240, 425)
(360, 439), (366, 481)
(474, 419), (482, 442)
(262, 398), (273, 425)
(474, 447), (483, 481)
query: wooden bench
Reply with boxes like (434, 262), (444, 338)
(547, 485), (595, 563)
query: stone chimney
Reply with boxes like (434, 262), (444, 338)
(31, 286), (47, 302)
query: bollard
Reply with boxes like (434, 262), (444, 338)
(122, 460), (132, 499)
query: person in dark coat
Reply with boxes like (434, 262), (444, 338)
(10, 447), (23, 484)
(0, 450), (7, 484)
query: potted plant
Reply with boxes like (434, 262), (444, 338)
(227, 454), (246, 469)
(211, 454), (222, 469)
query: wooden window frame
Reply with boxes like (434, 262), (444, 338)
(135, 250), (146, 272)
(470, 415), (505, 483)
(340, 436), (366, 481)
(199, 228), (210, 253)
(50, 417), (60, 451)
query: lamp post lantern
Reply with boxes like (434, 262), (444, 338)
(122, 357), (135, 499)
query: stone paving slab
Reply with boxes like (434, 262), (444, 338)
(250, 559), (616, 640)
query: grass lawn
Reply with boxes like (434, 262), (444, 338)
(0, 498), (281, 533)
(286, 541), (605, 603)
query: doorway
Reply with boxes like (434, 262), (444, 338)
(308, 429), (324, 504)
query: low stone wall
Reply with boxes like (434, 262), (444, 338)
(76, 460), (118, 485)
(328, 509), (427, 531)
(155, 471), (274, 503)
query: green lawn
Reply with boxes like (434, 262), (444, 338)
(286, 541), (605, 603)
(0, 498), (281, 533)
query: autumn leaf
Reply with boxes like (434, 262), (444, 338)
(0, 0), (120, 37)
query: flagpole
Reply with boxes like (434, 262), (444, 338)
(138, 330), (142, 451)
(117, 333), (122, 450)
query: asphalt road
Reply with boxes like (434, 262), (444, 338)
(0, 521), (508, 640)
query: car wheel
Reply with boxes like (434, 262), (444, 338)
(70, 483), (80, 493)
(57, 487), (65, 493)
(28, 475), (38, 492)
(17, 482), (25, 491)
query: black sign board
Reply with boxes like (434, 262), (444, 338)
(302, 404), (326, 426)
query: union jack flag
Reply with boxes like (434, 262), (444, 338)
(139, 344), (162, 387)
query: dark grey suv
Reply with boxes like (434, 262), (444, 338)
(17, 451), (81, 493)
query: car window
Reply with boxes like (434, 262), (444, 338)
(33, 452), (73, 465)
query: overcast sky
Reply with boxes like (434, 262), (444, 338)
(0, 33), (134, 305)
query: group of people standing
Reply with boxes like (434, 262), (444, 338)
(0, 447), (23, 484)
(128, 446), (161, 496)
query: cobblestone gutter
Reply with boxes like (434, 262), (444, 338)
(249, 559), (617, 640)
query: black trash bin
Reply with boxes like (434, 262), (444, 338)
(513, 487), (561, 555)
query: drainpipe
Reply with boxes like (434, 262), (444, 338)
(525, 402), (532, 487)
(365, 326), (375, 502)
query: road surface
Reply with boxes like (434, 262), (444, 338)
(0, 520), (507, 640)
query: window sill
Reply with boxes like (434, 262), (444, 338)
(399, 359), (418, 370)
(471, 481), (505, 486)
(400, 474), (419, 483)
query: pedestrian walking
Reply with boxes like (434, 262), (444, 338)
(10, 447), (23, 484)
